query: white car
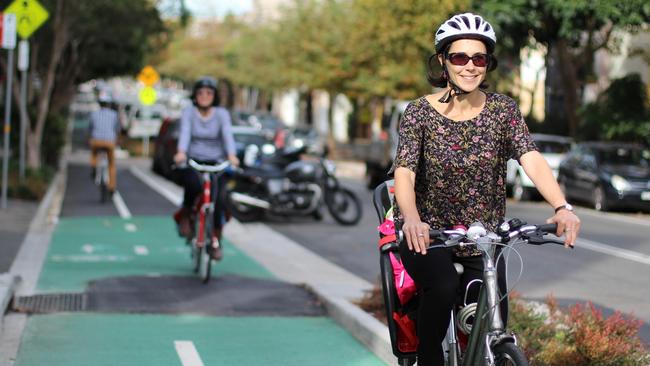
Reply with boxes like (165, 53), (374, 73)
(506, 133), (574, 201)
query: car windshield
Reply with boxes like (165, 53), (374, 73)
(597, 147), (650, 166)
(535, 140), (571, 154)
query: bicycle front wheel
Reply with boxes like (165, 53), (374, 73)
(492, 342), (528, 366)
(199, 215), (213, 284)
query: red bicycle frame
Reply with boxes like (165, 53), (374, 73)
(195, 171), (212, 247)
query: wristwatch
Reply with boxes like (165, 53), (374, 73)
(554, 203), (574, 213)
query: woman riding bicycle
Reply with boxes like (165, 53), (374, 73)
(391, 13), (581, 366)
(173, 76), (239, 260)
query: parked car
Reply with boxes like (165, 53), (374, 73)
(152, 116), (272, 183)
(557, 141), (650, 211)
(506, 133), (574, 201)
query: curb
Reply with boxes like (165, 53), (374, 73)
(0, 124), (70, 365)
(131, 165), (395, 365)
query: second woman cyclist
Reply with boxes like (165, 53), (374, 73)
(173, 76), (240, 260)
(391, 13), (581, 366)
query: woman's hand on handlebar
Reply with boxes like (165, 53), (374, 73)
(228, 154), (240, 168)
(174, 151), (187, 165)
(546, 209), (581, 248)
(402, 218), (431, 255)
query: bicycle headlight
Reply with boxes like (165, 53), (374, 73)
(611, 174), (630, 191)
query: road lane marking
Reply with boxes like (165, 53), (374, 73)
(133, 245), (149, 256)
(112, 191), (132, 219)
(124, 223), (137, 232)
(578, 238), (650, 266)
(129, 166), (182, 206)
(174, 341), (204, 366)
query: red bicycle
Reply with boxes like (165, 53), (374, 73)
(187, 159), (232, 283)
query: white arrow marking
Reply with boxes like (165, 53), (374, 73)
(134, 245), (149, 256)
(175, 341), (204, 366)
(81, 244), (94, 254)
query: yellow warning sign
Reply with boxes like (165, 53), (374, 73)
(137, 66), (160, 87)
(5, 0), (50, 39)
(139, 86), (157, 106)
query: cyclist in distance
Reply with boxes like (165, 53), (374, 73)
(173, 76), (239, 260)
(391, 13), (581, 366)
(88, 94), (121, 196)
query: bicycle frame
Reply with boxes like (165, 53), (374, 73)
(444, 240), (519, 366)
(195, 170), (213, 247)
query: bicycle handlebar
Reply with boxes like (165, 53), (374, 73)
(396, 221), (567, 250)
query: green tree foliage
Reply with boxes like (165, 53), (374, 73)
(477, 0), (650, 137)
(0, 0), (166, 169)
(580, 73), (650, 142)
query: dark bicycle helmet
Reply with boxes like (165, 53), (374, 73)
(435, 13), (497, 54)
(191, 76), (219, 107)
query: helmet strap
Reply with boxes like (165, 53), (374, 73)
(438, 66), (469, 103)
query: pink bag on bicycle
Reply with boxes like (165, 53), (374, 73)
(389, 252), (417, 306)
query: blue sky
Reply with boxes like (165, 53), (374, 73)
(185, 0), (253, 18)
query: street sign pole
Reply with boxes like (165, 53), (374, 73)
(2, 48), (15, 209)
(1, 12), (17, 209)
(18, 39), (28, 181)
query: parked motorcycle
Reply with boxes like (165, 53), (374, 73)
(227, 145), (363, 226)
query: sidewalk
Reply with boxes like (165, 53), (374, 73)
(0, 156), (394, 365)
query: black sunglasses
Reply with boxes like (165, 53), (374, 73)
(446, 52), (489, 67)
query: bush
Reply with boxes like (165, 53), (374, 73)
(6, 165), (55, 200)
(510, 294), (650, 366)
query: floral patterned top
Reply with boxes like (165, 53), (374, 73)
(391, 92), (536, 257)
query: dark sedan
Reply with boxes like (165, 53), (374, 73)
(152, 117), (271, 183)
(558, 141), (650, 211)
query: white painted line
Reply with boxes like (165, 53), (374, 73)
(112, 191), (132, 219)
(124, 223), (137, 232)
(174, 341), (204, 366)
(81, 244), (94, 254)
(129, 165), (182, 206)
(578, 238), (650, 266)
(134, 245), (149, 256)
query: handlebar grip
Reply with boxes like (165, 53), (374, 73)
(397, 229), (443, 243)
(536, 223), (557, 234)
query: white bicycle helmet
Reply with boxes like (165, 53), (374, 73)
(434, 13), (497, 54)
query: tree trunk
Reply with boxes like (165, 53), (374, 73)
(28, 0), (70, 169)
(556, 39), (581, 137)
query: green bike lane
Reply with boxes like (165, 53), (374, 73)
(14, 214), (385, 366)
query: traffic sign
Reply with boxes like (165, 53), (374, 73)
(139, 86), (157, 106)
(137, 66), (160, 86)
(4, 0), (49, 39)
(0, 13), (17, 49)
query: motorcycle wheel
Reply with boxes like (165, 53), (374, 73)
(227, 192), (265, 222)
(324, 187), (362, 226)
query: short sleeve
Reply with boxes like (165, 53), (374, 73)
(389, 102), (422, 175)
(504, 98), (536, 161)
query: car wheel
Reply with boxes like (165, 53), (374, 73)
(512, 174), (530, 201)
(593, 186), (609, 211)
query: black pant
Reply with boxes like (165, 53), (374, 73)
(179, 165), (229, 230)
(399, 243), (508, 366)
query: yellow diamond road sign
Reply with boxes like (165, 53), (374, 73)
(5, 0), (50, 39)
(137, 66), (160, 87)
(139, 86), (157, 106)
